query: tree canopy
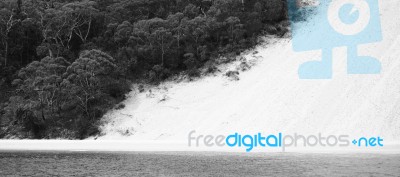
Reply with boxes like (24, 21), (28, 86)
(0, 0), (288, 139)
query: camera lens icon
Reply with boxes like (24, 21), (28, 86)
(328, 0), (371, 35)
(288, 0), (383, 79)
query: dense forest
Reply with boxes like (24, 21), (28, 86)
(0, 0), (288, 139)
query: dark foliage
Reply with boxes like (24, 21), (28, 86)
(0, 0), (288, 139)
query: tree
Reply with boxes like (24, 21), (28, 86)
(35, 0), (99, 57)
(64, 50), (117, 121)
(225, 16), (240, 41)
(183, 16), (209, 57)
(37, 7), (69, 57)
(225, 16), (245, 43)
(183, 3), (200, 19)
(150, 27), (172, 66)
(114, 21), (133, 46)
(13, 57), (70, 122)
(62, 0), (99, 44)
(116, 47), (137, 74)
(0, 8), (19, 66)
(8, 49), (128, 138)
(167, 12), (185, 49)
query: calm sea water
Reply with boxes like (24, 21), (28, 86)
(0, 151), (399, 177)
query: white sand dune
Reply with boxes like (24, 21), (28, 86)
(99, 0), (400, 144)
(1, 0), (399, 152)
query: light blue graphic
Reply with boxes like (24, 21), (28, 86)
(352, 136), (384, 147)
(188, 130), (384, 152)
(288, 0), (382, 79)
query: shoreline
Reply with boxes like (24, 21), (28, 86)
(1, 140), (399, 154)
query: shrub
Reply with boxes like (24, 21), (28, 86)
(4, 50), (130, 138)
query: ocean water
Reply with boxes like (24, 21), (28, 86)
(0, 151), (399, 177)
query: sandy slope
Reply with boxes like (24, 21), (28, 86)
(1, 0), (399, 152)
(99, 0), (400, 145)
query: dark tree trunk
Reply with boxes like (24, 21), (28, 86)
(4, 41), (8, 66)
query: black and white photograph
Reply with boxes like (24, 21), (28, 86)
(0, 0), (400, 176)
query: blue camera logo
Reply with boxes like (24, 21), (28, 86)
(288, 0), (382, 79)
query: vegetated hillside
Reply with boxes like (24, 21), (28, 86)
(99, 0), (400, 145)
(0, 0), (288, 139)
